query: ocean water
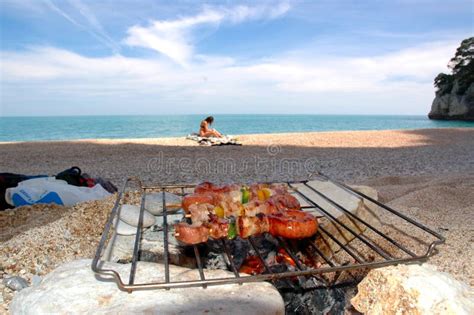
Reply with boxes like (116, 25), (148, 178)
(0, 115), (472, 142)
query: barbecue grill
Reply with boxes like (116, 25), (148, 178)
(91, 174), (445, 292)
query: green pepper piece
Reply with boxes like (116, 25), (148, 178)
(241, 187), (250, 204)
(228, 216), (237, 239)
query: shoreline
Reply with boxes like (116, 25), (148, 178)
(0, 127), (472, 145)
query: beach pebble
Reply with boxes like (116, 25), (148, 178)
(113, 218), (140, 236)
(31, 275), (42, 287)
(145, 192), (182, 215)
(3, 276), (29, 291)
(10, 259), (284, 315)
(118, 204), (155, 227)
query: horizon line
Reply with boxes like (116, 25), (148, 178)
(0, 113), (430, 118)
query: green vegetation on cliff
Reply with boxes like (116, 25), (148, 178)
(434, 37), (474, 96)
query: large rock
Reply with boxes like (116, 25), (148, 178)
(351, 264), (474, 315)
(428, 82), (474, 121)
(119, 204), (155, 227)
(10, 259), (284, 315)
(292, 180), (381, 261)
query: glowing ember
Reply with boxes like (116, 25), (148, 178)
(239, 256), (265, 275)
(276, 248), (296, 266)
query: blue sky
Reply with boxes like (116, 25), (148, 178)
(0, 0), (472, 116)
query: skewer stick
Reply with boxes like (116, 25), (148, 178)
(185, 214), (192, 218)
(174, 233), (180, 237)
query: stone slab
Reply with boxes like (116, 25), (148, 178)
(10, 259), (285, 315)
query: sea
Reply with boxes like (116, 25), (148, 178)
(0, 115), (472, 142)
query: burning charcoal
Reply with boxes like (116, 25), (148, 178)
(268, 264), (288, 274)
(205, 239), (223, 252)
(283, 284), (358, 315)
(227, 238), (250, 269)
(274, 280), (297, 291)
(202, 238), (250, 271)
(301, 276), (326, 289)
(265, 264), (301, 291)
(239, 256), (265, 275)
(264, 251), (276, 266)
(204, 252), (228, 270)
(247, 235), (279, 257)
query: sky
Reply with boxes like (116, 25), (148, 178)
(0, 0), (473, 116)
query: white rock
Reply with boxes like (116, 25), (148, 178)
(10, 259), (284, 315)
(113, 218), (140, 236)
(145, 192), (182, 215)
(351, 264), (474, 315)
(119, 204), (155, 227)
(31, 275), (42, 287)
(293, 180), (381, 259)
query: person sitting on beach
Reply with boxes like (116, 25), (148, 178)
(199, 116), (223, 138)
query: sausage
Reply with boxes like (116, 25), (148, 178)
(269, 194), (301, 211)
(268, 210), (318, 239)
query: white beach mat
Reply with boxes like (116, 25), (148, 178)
(186, 134), (242, 146)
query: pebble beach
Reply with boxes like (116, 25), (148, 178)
(1, 128), (473, 311)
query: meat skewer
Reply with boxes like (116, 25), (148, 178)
(174, 182), (318, 245)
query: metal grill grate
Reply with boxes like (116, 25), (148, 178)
(91, 175), (445, 292)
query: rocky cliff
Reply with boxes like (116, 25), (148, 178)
(428, 37), (474, 121)
(428, 81), (474, 121)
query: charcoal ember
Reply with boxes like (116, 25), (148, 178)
(203, 238), (250, 270)
(205, 239), (224, 252)
(248, 235), (279, 257)
(268, 264), (288, 274)
(273, 279), (299, 291)
(282, 284), (359, 315)
(204, 252), (228, 270)
(266, 265), (300, 291)
(226, 238), (250, 269)
(300, 276), (327, 289)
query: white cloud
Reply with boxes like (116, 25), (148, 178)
(230, 40), (456, 93)
(0, 39), (458, 115)
(123, 2), (291, 66)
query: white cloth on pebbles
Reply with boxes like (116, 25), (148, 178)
(145, 192), (182, 215)
(118, 204), (155, 227)
(10, 259), (285, 315)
